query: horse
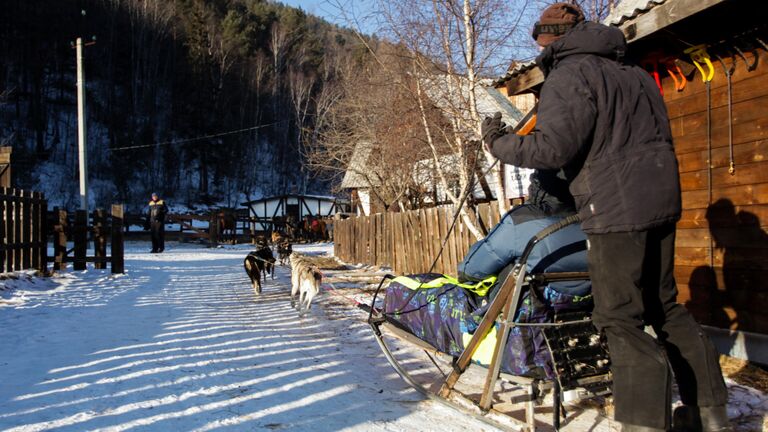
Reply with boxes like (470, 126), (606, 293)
(217, 208), (237, 244)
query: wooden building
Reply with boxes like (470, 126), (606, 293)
(242, 194), (349, 231)
(494, 0), (768, 360)
(340, 77), (535, 215)
(0, 147), (11, 187)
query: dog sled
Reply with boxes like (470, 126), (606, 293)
(365, 216), (612, 431)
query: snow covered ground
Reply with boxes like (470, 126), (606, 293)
(1, 242), (766, 431)
(0, 242), (502, 431)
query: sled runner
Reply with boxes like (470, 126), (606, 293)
(366, 216), (612, 431)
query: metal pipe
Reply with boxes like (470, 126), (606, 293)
(76, 37), (88, 212)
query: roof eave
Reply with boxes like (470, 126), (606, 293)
(497, 0), (730, 96)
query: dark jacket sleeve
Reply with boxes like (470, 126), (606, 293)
(490, 67), (597, 170)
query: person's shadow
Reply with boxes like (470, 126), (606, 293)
(687, 199), (768, 368)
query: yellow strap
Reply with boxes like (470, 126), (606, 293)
(390, 274), (497, 296)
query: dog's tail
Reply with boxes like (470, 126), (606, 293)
(312, 267), (323, 282)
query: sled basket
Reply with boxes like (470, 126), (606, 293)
(366, 215), (612, 431)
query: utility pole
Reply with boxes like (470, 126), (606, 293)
(76, 36), (88, 212)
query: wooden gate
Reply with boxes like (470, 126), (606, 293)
(0, 188), (47, 273)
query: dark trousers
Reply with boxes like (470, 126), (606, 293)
(151, 221), (165, 252)
(587, 224), (727, 429)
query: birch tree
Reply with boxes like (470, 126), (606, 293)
(362, 0), (533, 239)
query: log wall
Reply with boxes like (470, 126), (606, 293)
(661, 48), (768, 332)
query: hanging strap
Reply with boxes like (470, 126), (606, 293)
(391, 274), (497, 297)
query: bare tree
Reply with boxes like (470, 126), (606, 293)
(306, 49), (438, 211)
(350, 0), (534, 240)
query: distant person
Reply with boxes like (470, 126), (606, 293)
(146, 192), (167, 253)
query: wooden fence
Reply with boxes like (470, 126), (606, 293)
(334, 202), (503, 276)
(50, 205), (125, 274)
(0, 188), (47, 273)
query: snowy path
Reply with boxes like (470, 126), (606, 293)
(0, 243), (498, 431)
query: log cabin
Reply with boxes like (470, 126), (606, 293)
(494, 0), (768, 362)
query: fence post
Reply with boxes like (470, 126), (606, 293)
(30, 192), (40, 271)
(5, 188), (13, 272)
(13, 189), (22, 271)
(38, 196), (47, 273)
(21, 190), (32, 270)
(54, 208), (67, 271)
(0, 188), (5, 273)
(111, 204), (124, 274)
(93, 208), (107, 269)
(209, 212), (218, 248)
(74, 210), (87, 270)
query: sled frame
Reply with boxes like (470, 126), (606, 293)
(368, 215), (612, 431)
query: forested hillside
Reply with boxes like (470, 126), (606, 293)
(0, 0), (367, 211)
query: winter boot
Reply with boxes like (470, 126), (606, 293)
(672, 405), (732, 432)
(621, 423), (666, 432)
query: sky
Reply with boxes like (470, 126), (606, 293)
(276, 0), (379, 34)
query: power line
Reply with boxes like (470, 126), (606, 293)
(109, 121), (289, 152)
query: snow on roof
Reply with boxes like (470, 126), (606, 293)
(491, 60), (537, 88)
(340, 141), (380, 189)
(603, 0), (667, 27)
(242, 194), (344, 205)
(421, 74), (524, 127)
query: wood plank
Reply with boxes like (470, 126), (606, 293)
(111, 204), (125, 274)
(676, 246), (768, 270)
(677, 140), (768, 173)
(13, 190), (21, 271)
(671, 94), (768, 142)
(674, 115), (768, 155)
(73, 210), (87, 271)
(0, 191), (5, 273)
(671, 96), (768, 149)
(40, 197), (47, 273)
(681, 183), (768, 209)
(419, 208), (430, 272)
(30, 192), (40, 271)
(430, 208), (442, 273)
(504, 66), (545, 96)
(54, 209), (67, 271)
(680, 162), (768, 191)
(21, 191), (32, 269)
(620, 0), (727, 43)
(678, 204), (768, 229)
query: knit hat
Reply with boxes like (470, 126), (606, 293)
(532, 2), (585, 47)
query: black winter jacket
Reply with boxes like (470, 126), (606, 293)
(147, 199), (167, 224)
(490, 21), (681, 233)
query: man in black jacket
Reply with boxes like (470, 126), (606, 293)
(483, 4), (729, 431)
(147, 192), (167, 253)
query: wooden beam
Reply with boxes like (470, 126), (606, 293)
(621, 0), (728, 43)
(502, 0), (729, 96)
(505, 66), (545, 96)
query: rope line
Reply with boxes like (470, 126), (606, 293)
(110, 121), (289, 152)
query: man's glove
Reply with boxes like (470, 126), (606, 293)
(481, 112), (506, 150)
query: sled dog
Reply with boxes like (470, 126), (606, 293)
(289, 253), (322, 316)
(277, 241), (293, 266)
(243, 254), (262, 295)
